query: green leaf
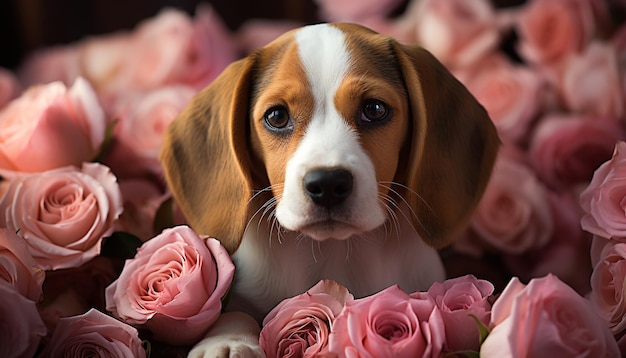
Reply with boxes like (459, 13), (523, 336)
(470, 314), (491, 345)
(100, 231), (143, 260)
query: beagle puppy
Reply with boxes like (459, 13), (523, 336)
(161, 23), (499, 357)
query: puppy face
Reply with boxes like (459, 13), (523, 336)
(250, 24), (410, 241)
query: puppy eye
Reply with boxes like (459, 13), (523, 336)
(360, 99), (390, 124)
(263, 106), (292, 131)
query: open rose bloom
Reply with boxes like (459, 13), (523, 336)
(105, 225), (235, 345)
(0, 162), (123, 270)
(0, 77), (106, 174)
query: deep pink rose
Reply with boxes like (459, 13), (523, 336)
(516, 0), (595, 65)
(421, 275), (493, 353)
(0, 228), (44, 301)
(38, 256), (120, 333)
(529, 114), (624, 190)
(18, 45), (80, 88)
(455, 146), (553, 256)
(481, 274), (619, 357)
(115, 178), (169, 241)
(0, 282), (47, 358)
(315, 0), (403, 22)
(236, 19), (302, 54)
(559, 42), (624, 119)
(0, 68), (20, 109)
(589, 237), (626, 337)
(105, 225), (235, 345)
(0, 77), (106, 173)
(103, 85), (196, 179)
(260, 280), (354, 358)
(580, 141), (626, 241)
(466, 60), (545, 143)
(37, 308), (146, 358)
(0, 162), (123, 270)
(328, 285), (444, 358)
(398, 0), (500, 68)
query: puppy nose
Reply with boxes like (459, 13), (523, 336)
(303, 168), (353, 208)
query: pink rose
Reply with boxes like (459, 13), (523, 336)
(559, 42), (624, 119)
(589, 237), (626, 337)
(328, 285), (444, 358)
(529, 114), (625, 190)
(481, 274), (619, 357)
(465, 60), (545, 143)
(37, 308), (146, 358)
(0, 228), (44, 301)
(260, 280), (354, 358)
(455, 145), (553, 256)
(580, 141), (626, 241)
(105, 225), (235, 345)
(315, 0), (403, 22)
(86, 5), (235, 102)
(0, 282), (47, 358)
(421, 275), (493, 353)
(0, 68), (20, 109)
(0, 162), (123, 270)
(0, 77), (106, 173)
(398, 0), (500, 68)
(516, 0), (595, 65)
(103, 85), (196, 179)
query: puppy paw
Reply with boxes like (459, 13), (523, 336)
(187, 311), (265, 358)
(187, 338), (265, 358)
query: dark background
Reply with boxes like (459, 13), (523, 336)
(0, 0), (530, 70)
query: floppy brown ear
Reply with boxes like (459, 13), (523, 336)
(392, 43), (500, 248)
(160, 57), (257, 254)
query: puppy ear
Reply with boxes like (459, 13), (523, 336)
(160, 57), (257, 254)
(392, 44), (500, 248)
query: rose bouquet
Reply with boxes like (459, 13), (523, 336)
(0, 0), (625, 356)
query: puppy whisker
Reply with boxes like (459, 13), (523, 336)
(378, 182), (431, 238)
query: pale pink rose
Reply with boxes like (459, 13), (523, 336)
(0, 282), (47, 358)
(0, 68), (20, 109)
(116, 178), (169, 241)
(315, 0), (403, 22)
(328, 285), (444, 358)
(261, 280), (354, 358)
(38, 308), (146, 358)
(481, 274), (619, 357)
(103, 85), (196, 179)
(580, 141), (626, 241)
(0, 228), (44, 301)
(0, 77), (106, 173)
(466, 60), (545, 143)
(516, 0), (595, 65)
(0, 162), (123, 270)
(105, 5), (236, 95)
(398, 0), (500, 68)
(455, 146), (553, 256)
(589, 238), (626, 337)
(420, 275), (493, 353)
(559, 41), (624, 119)
(529, 114), (625, 190)
(105, 225), (235, 345)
